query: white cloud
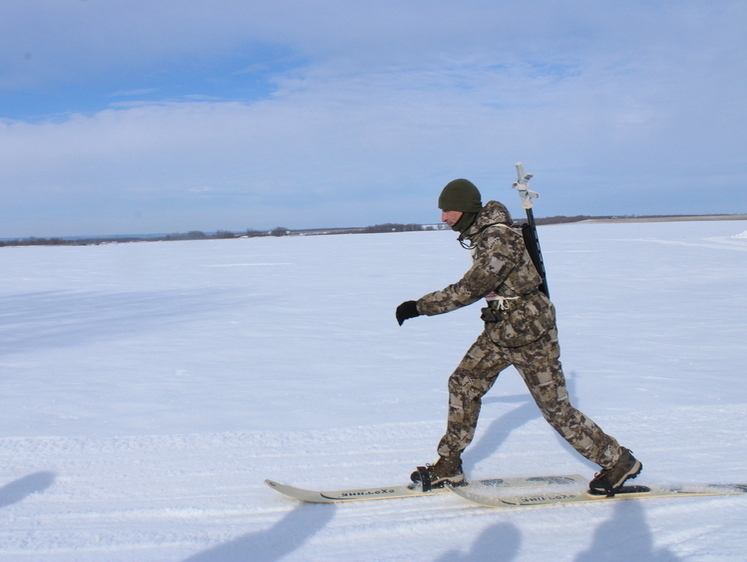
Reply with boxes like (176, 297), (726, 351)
(0, 1), (745, 237)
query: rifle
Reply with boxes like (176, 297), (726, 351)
(511, 162), (549, 297)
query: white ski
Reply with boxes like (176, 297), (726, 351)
(448, 481), (747, 509)
(265, 474), (586, 504)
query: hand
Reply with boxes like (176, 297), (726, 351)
(396, 300), (421, 325)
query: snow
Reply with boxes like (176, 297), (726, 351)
(1, 219), (745, 561)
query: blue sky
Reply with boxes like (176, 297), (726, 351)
(1, 0), (745, 237)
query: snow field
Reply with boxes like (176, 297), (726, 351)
(0, 219), (745, 560)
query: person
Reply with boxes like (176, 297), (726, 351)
(395, 179), (642, 496)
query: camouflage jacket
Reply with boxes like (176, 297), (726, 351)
(417, 200), (555, 347)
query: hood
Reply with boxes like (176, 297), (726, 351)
(461, 200), (513, 242)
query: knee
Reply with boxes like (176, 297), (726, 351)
(535, 388), (574, 425)
(448, 369), (491, 403)
(447, 369), (473, 393)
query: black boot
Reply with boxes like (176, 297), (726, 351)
(410, 456), (465, 491)
(589, 448), (642, 496)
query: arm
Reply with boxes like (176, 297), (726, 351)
(417, 226), (520, 316)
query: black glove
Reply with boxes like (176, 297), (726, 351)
(396, 300), (421, 326)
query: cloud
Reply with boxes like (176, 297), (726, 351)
(0, 1), (745, 237)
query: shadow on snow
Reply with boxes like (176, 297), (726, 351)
(183, 503), (335, 562)
(0, 471), (56, 509)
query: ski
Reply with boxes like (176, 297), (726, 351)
(265, 473), (586, 504)
(448, 481), (747, 509)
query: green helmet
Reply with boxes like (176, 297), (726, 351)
(438, 179), (483, 213)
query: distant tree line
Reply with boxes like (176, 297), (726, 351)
(0, 224), (432, 246)
(0, 219), (579, 247)
(4, 214), (727, 247)
(0, 231), (237, 247)
(519, 215), (599, 225)
(363, 223), (424, 233)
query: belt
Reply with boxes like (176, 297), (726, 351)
(485, 293), (520, 310)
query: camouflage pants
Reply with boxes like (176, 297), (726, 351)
(436, 328), (623, 468)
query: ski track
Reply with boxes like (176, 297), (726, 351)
(2, 405), (745, 560)
(0, 220), (745, 560)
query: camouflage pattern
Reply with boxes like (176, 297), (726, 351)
(415, 200), (624, 468)
(435, 328), (623, 468)
(417, 201), (552, 348)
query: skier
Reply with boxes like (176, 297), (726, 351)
(396, 179), (642, 495)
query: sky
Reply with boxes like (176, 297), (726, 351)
(1, 0), (746, 238)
